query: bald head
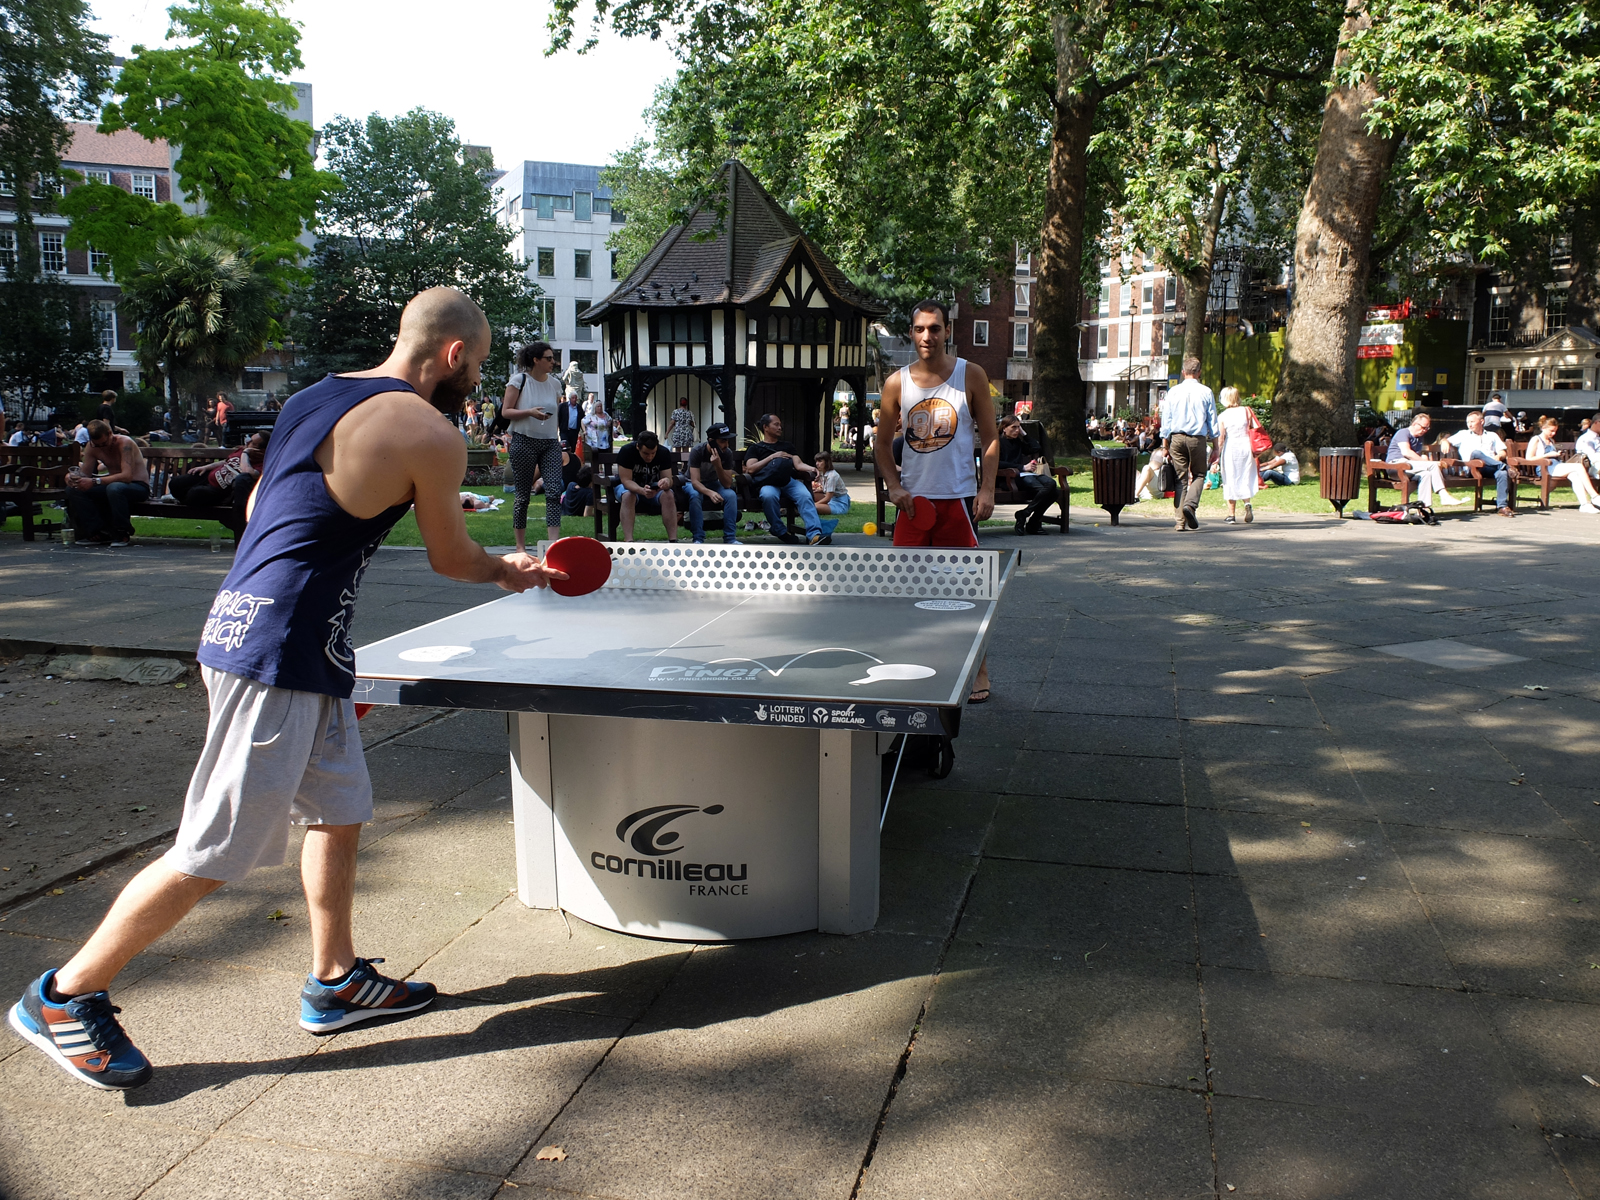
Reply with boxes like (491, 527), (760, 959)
(395, 287), (490, 361)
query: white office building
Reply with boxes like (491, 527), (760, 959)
(502, 162), (620, 398)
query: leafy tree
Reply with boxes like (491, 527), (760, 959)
(292, 109), (542, 389)
(0, 275), (106, 414)
(59, 182), (196, 283)
(118, 228), (282, 415)
(0, 0), (112, 276)
(94, 0), (337, 264)
(1275, 0), (1600, 453)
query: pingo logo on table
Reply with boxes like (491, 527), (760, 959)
(588, 804), (749, 895)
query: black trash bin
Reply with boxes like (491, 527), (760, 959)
(1091, 446), (1137, 525)
(1319, 446), (1362, 516)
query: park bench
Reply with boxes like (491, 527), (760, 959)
(128, 447), (246, 541)
(0, 446), (74, 541)
(1437, 450), (1493, 511)
(873, 419), (1072, 535)
(589, 447), (802, 542)
(1508, 440), (1600, 508)
(1363, 438), (1420, 511)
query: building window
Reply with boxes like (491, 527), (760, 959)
(1546, 287), (1568, 335)
(569, 350), (598, 374)
(972, 320), (989, 346)
(0, 172), (12, 196)
(1165, 277), (1177, 309)
(1015, 246), (1030, 275)
(1014, 283), (1030, 313)
(536, 247), (555, 277)
(1552, 232), (1573, 269)
(593, 197), (611, 216)
(609, 252), (620, 280)
(574, 304), (593, 341)
(131, 173), (156, 200)
(1012, 321), (1028, 355)
(1495, 368), (1512, 392)
(89, 247), (112, 277)
(1488, 294), (1510, 345)
(574, 249), (591, 279)
(1098, 324), (1108, 358)
(1142, 282), (1154, 314)
(92, 300), (117, 351)
(533, 194), (554, 220)
(82, 169), (110, 185)
(1519, 367), (1542, 390)
(1119, 284), (1131, 316)
(655, 311), (711, 344)
(0, 229), (14, 275)
(975, 284), (991, 306)
(1555, 368), (1585, 390)
(763, 312), (829, 344)
(1139, 321), (1151, 356)
(1118, 323), (1130, 357)
(1098, 284), (1110, 316)
(1476, 370), (1495, 403)
(574, 191), (592, 222)
(39, 232), (66, 273)
(534, 299), (555, 336)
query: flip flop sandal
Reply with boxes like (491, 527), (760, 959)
(968, 688), (992, 705)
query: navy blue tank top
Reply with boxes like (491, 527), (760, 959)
(196, 375), (417, 697)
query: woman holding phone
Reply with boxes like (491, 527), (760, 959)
(503, 342), (566, 553)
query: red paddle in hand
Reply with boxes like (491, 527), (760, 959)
(542, 536), (612, 597)
(908, 495), (938, 532)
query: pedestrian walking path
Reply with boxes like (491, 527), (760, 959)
(2, 508), (1599, 1199)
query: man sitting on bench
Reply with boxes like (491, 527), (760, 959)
(687, 422), (742, 545)
(744, 413), (825, 545)
(168, 433), (269, 512)
(65, 420), (150, 547)
(615, 430), (682, 542)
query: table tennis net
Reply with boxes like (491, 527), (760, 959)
(539, 542), (999, 601)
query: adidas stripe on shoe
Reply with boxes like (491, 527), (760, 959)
(299, 957), (437, 1034)
(8, 969), (153, 1090)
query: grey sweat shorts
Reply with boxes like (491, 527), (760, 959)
(164, 667), (374, 882)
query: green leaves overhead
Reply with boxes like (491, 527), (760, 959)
(1348, 0), (1600, 265)
(292, 110), (541, 389)
(98, 0), (337, 256)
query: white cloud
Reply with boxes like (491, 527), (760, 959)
(86, 0), (676, 175)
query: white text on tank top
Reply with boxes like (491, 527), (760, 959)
(507, 372), (561, 439)
(898, 359), (976, 499)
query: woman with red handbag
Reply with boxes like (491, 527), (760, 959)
(1216, 386), (1260, 524)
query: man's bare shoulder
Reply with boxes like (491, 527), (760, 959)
(964, 359), (992, 394)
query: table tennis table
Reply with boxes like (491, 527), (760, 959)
(354, 542), (1016, 942)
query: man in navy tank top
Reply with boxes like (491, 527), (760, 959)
(9, 288), (563, 1091)
(876, 298), (999, 703)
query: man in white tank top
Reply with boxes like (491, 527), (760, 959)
(875, 299), (999, 702)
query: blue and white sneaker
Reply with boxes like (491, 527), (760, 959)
(298, 957), (437, 1034)
(8, 969), (153, 1090)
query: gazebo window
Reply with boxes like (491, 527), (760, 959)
(766, 313), (831, 344)
(650, 311), (708, 345)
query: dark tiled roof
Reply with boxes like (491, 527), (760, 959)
(580, 160), (882, 323)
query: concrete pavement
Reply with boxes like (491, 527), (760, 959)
(2, 504), (1600, 1199)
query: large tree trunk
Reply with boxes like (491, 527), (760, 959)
(1274, 1), (1400, 460)
(1178, 174), (1228, 376)
(1034, 12), (1103, 457)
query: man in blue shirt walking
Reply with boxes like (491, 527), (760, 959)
(1159, 358), (1218, 531)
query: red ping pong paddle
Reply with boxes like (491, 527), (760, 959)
(354, 703), (373, 720)
(543, 536), (612, 597)
(908, 495), (938, 531)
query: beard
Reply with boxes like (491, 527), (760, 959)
(428, 360), (475, 415)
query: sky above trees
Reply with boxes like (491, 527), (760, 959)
(84, 0), (674, 167)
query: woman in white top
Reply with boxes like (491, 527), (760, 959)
(1525, 415), (1600, 512)
(582, 398), (611, 452)
(1215, 386), (1259, 524)
(1134, 445), (1168, 501)
(502, 341), (565, 553)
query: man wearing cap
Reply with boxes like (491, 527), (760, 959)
(687, 423), (743, 544)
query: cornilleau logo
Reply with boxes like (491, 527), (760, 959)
(589, 804), (748, 894)
(201, 590), (275, 653)
(616, 804), (723, 855)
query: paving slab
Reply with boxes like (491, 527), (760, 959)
(139, 1135), (500, 1200)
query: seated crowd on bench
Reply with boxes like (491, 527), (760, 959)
(607, 415), (848, 546)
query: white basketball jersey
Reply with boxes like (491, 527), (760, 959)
(897, 358), (977, 499)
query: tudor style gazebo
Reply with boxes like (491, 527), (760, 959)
(579, 160), (884, 461)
